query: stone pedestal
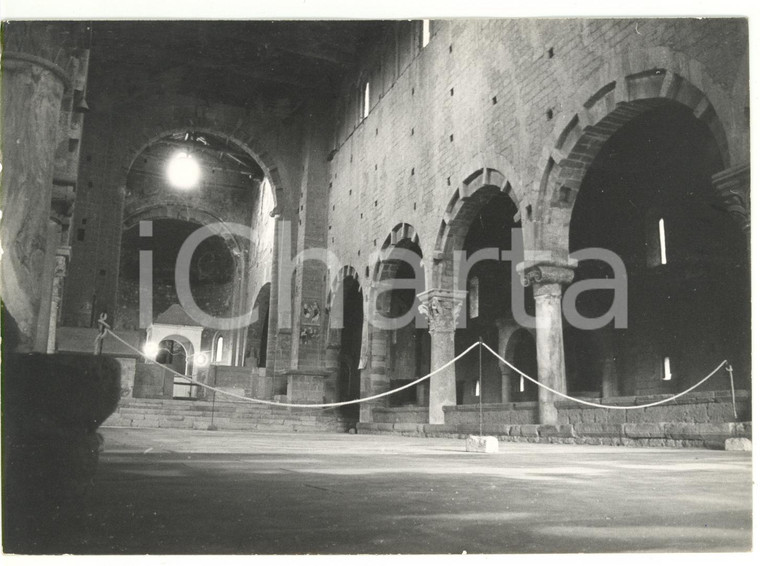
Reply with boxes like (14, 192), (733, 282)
(466, 435), (499, 453)
(518, 263), (575, 425)
(284, 370), (330, 403)
(418, 289), (466, 424)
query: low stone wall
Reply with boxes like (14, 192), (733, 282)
(440, 390), (750, 427)
(211, 365), (254, 397)
(372, 406), (429, 424)
(57, 326), (144, 356)
(556, 390), (750, 424)
(133, 362), (171, 398)
(357, 421), (752, 449)
(444, 402), (538, 425)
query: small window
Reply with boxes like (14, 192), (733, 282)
(658, 218), (668, 265)
(421, 20), (431, 48)
(361, 80), (370, 119)
(646, 210), (668, 268)
(468, 276), (479, 319)
(662, 356), (672, 381)
(473, 380), (480, 397)
(214, 336), (224, 363)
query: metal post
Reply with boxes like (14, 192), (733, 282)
(726, 364), (738, 420)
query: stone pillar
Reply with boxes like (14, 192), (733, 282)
(34, 221), (62, 352)
(263, 214), (285, 397)
(359, 285), (390, 423)
(518, 263), (575, 425)
(713, 163), (750, 255)
(0, 51), (69, 351)
(418, 289), (466, 424)
(499, 366), (512, 403)
(324, 329), (341, 404)
(46, 246), (71, 353)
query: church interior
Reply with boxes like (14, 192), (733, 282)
(0, 17), (752, 554)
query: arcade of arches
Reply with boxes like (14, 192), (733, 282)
(1, 20), (751, 432)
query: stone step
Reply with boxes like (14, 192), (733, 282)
(103, 398), (353, 433)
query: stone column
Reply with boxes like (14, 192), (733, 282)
(0, 51), (69, 351)
(418, 289), (466, 424)
(264, 214), (285, 397)
(359, 284), (390, 423)
(713, 163), (750, 255)
(323, 329), (341, 404)
(46, 246), (71, 353)
(518, 263), (575, 425)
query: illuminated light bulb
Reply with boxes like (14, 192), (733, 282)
(194, 353), (209, 368)
(143, 342), (160, 359)
(166, 151), (200, 189)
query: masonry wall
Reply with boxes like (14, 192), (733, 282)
(327, 19), (748, 278)
(324, 18), (750, 397)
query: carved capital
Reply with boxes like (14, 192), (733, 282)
(517, 262), (576, 288)
(417, 289), (467, 333)
(713, 164), (750, 233)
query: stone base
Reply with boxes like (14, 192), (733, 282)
(466, 435), (499, 453)
(725, 437), (752, 451)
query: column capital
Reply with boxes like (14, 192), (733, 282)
(516, 260), (577, 291)
(712, 163), (750, 233)
(416, 289), (467, 333)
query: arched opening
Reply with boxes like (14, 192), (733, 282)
(567, 103), (749, 396)
(337, 275), (363, 404)
(153, 334), (199, 399)
(503, 329), (538, 402)
(118, 218), (236, 329)
(245, 283), (271, 368)
(375, 236), (429, 407)
(453, 191), (533, 404)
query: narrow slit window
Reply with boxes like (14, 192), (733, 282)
(421, 20), (431, 48)
(362, 81), (370, 119)
(662, 356), (672, 381)
(658, 217), (667, 265)
(468, 276), (479, 319)
(215, 336), (224, 363)
(474, 380), (480, 397)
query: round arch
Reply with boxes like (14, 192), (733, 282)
(432, 161), (522, 290)
(532, 48), (738, 254)
(122, 205), (246, 259)
(118, 126), (285, 213)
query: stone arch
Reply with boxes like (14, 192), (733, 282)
(432, 159), (522, 290)
(532, 48), (737, 254)
(122, 204), (245, 259)
(328, 265), (361, 307)
(118, 126), (285, 212)
(373, 223), (423, 282)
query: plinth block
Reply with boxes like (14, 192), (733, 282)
(725, 437), (752, 452)
(466, 435), (499, 453)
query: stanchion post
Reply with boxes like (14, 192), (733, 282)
(478, 338), (483, 437)
(726, 364), (738, 420)
(94, 312), (108, 355)
(210, 365), (218, 430)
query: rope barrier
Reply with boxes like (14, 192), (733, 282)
(101, 322), (728, 412)
(104, 327), (479, 409)
(480, 341), (728, 410)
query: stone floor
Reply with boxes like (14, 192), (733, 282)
(4, 426), (753, 555)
